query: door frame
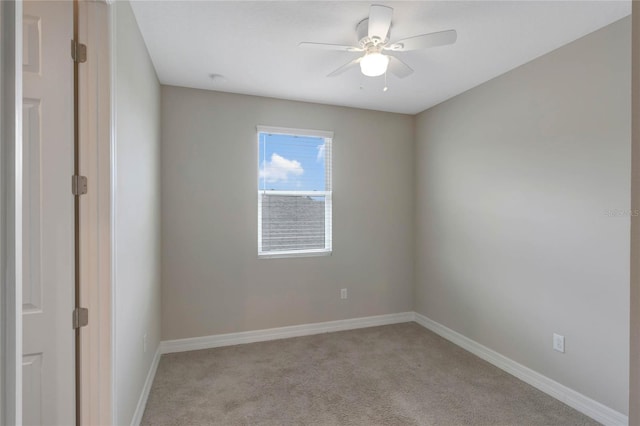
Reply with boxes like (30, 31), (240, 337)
(0, 1), (113, 424)
(0, 0), (23, 424)
(77, 1), (112, 424)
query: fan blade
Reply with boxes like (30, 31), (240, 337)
(387, 55), (413, 79)
(385, 30), (457, 52)
(327, 57), (362, 77)
(368, 5), (393, 41)
(299, 42), (362, 52)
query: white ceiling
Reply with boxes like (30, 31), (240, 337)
(130, 1), (631, 115)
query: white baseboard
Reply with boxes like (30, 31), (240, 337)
(412, 312), (628, 426)
(130, 346), (161, 426)
(160, 311), (414, 354)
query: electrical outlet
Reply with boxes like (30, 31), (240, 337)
(143, 334), (148, 353)
(553, 333), (565, 353)
(340, 288), (347, 299)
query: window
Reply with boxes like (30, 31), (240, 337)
(257, 126), (333, 258)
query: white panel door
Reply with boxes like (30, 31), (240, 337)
(22, 1), (75, 425)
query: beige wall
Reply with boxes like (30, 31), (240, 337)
(114, 2), (162, 425)
(630, 3), (639, 424)
(160, 87), (415, 340)
(414, 17), (631, 414)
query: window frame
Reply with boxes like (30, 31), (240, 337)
(256, 125), (333, 259)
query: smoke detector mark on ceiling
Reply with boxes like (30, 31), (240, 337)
(210, 73), (227, 83)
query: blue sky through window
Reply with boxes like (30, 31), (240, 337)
(258, 133), (326, 191)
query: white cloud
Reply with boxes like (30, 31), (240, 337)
(316, 143), (326, 163)
(259, 153), (304, 183)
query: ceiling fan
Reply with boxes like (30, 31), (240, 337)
(299, 4), (457, 79)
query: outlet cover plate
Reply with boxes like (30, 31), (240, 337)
(553, 333), (565, 353)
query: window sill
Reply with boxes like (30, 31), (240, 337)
(258, 249), (332, 260)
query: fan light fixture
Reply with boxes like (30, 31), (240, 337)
(360, 52), (389, 77)
(299, 5), (457, 80)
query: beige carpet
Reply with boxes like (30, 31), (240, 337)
(141, 323), (599, 425)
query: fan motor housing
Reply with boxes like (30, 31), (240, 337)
(356, 18), (390, 48)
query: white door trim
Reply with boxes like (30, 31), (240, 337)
(108, 2), (118, 422)
(0, 1), (22, 424)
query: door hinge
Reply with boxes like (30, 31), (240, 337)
(71, 40), (87, 63)
(72, 307), (89, 329)
(72, 175), (87, 195)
